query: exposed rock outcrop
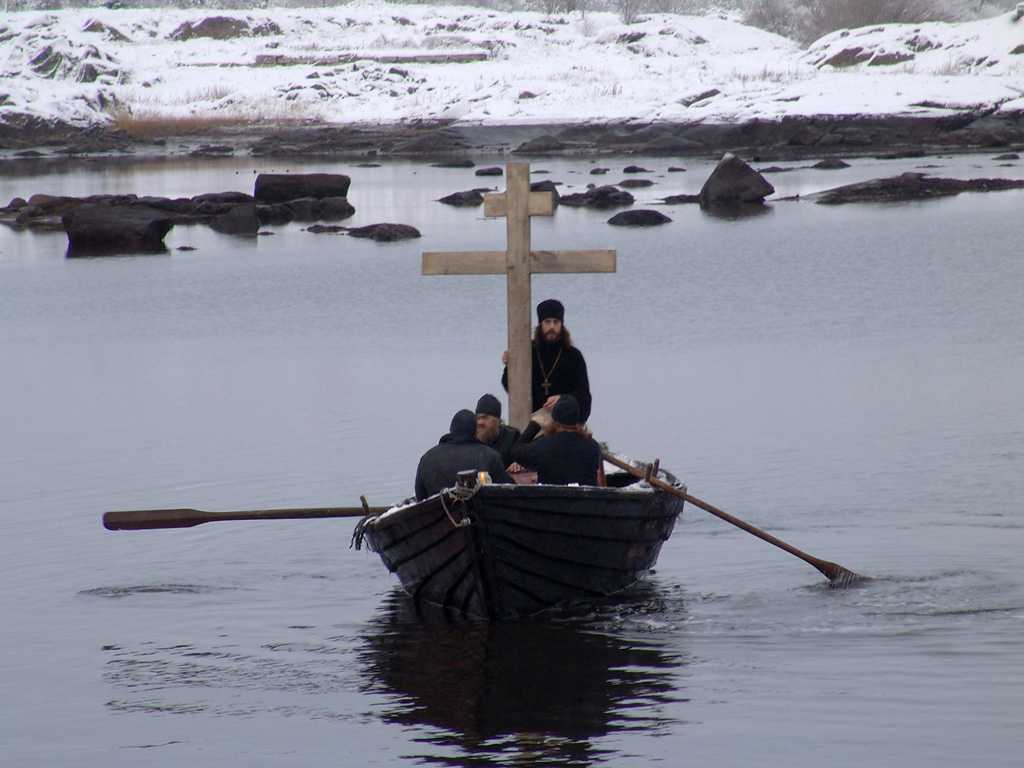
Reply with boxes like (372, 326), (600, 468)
(254, 173), (351, 203)
(63, 204), (173, 255)
(346, 223), (421, 241)
(607, 210), (671, 226)
(808, 172), (1024, 204)
(699, 154), (775, 207)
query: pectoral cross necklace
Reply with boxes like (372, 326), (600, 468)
(537, 346), (564, 396)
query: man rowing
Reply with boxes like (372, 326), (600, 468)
(501, 298), (592, 424)
(414, 409), (512, 501)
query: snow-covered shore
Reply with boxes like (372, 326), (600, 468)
(1, 3), (1023, 152)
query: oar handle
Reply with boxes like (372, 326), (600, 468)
(103, 506), (389, 531)
(602, 452), (855, 584)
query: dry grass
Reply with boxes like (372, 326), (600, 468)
(727, 65), (810, 85)
(107, 101), (315, 138)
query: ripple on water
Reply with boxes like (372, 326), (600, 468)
(79, 584), (239, 599)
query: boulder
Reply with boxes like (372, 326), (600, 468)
(256, 203), (294, 226)
(530, 180), (560, 205)
(812, 158), (851, 169)
(306, 224), (347, 234)
(346, 223), (421, 242)
(191, 191), (253, 205)
(618, 179), (654, 188)
(430, 159), (475, 168)
(608, 210), (672, 226)
(590, 168), (609, 175)
(438, 190), (484, 207)
(513, 135), (567, 154)
(316, 197), (356, 221)
(285, 196), (356, 222)
(809, 172), (1024, 205)
(559, 186), (634, 209)
(699, 154), (775, 207)
(993, 153), (1020, 160)
(623, 165), (652, 173)
(475, 166), (503, 176)
(169, 17), (281, 42)
(254, 173), (351, 203)
(210, 203), (259, 236)
(82, 19), (130, 42)
(660, 193), (700, 205)
(63, 204), (173, 255)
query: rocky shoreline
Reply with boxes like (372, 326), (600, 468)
(2, 111), (1024, 167)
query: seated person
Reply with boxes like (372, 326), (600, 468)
(510, 395), (601, 486)
(474, 393), (522, 470)
(415, 409), (513, 501)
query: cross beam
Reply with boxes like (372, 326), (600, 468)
(422, 163), (616, 429)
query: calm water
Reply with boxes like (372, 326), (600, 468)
(1, 152), (1022, 767)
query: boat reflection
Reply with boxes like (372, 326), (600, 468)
(358, 588), (688, 766)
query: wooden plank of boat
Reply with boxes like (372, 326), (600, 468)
(360, 468), (685, 620)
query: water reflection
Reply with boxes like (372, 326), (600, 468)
(358, 589), (688, 767)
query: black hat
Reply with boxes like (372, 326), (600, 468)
(475, 394), (502, 419)
(536, 298), (564, 323)
(551, 395), (580, 426)
(449, 409), (477, 440)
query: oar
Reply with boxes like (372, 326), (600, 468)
(602, 451), (864, 588)
(103, 505), (389, 531)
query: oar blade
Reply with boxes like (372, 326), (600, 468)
(103, 509), (207, 530)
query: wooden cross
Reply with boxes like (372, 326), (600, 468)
(422, 163), (616, 429)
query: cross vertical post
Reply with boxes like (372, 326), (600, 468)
(504, 164), (533, 429)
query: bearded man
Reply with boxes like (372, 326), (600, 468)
(501, 298), (592, 424)
(474, 393), (522, 469)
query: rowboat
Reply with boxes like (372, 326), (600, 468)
(356, 460), (685, 619)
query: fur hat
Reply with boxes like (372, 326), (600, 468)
(536, 298), (564, 323)
(475, 394), (502, 419)
(551, 395), (580, 426)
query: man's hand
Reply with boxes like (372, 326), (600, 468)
(543, 395), (560, 409)
(502, 350), (508, 365)
(507, 462), (525, 473)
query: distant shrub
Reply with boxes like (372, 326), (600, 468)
(743, 0), (957, 45)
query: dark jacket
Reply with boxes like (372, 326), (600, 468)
(482, 424), (521, 467)
(510, 421), (601, 486)
(415, 434), (513, 501)
(502, 341), (592, 423)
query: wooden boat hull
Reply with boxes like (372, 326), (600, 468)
(361, 476), (684, 619)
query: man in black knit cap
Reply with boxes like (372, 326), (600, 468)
(511, 395), (601, 486)
(501, 298), (593, 424)
(415, 409), (513, 501)
(474, 393), (522, 470)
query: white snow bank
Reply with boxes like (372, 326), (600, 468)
(0, 3), (1022, 130)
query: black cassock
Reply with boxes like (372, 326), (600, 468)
(502, 340), (592, 424)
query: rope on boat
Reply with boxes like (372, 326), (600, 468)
(350, 515), (373, 551)
(439, 481), (479, 529)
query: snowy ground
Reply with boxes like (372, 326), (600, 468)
(1, 3), (1023, 131)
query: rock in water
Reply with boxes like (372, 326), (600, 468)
(346, 223), (421, 242)
(210, 203), (259, 236)
(530, 180), (560, 205)
(63, 205), (173, 255)
(812, 158), (851, 169)
(809, 172), (1024, 205)
(438, 190), (484, 207)
(254, 173), (351, 204)
(559, 186), (634, 209)
(607, 210), (672, 226)
(699, 154), (775, 207)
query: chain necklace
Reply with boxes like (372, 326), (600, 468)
(536, 344), (564, 396)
